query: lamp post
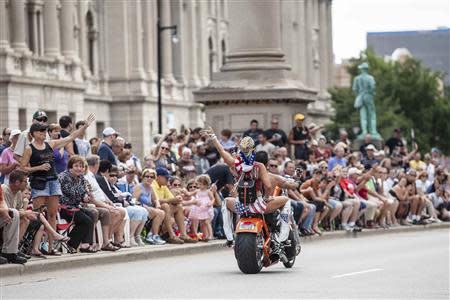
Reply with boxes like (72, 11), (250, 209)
(157, 1), (178, 134)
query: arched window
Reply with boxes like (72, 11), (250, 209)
(86, 11), (96, 75)
(26, 1), (43, 55)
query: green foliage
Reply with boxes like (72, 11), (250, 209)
(328, 49), (450, 154)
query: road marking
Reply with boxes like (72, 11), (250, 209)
(332, 268), (383, 278)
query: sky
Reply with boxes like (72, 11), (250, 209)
(332, 0), (450, 63)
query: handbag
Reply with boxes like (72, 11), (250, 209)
(30, 176), (47, 190)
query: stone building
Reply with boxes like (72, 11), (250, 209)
(0, 0), (333, 157)
(195, 0), (334, 135)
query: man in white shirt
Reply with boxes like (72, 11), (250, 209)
(255, 132), (275, 156)
(74, 121), (91, 158)
(85, 155), (123, 251)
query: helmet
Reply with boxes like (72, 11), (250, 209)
(240, 136), (254, 155)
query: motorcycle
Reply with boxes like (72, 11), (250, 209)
(233, 184), (301, 274)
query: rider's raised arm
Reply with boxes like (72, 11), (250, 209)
(201, 127), (235, 167)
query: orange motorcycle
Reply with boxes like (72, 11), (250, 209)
(234, 184), (301, 274)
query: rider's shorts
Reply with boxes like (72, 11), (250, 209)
(234, 196), (267, 215)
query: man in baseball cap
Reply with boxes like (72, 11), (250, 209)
(98, 127), (119, 166)
(102, 127), (119, 137)
(13, 110), (48, 160)
(289, 113), (309, 161)
(151, 167), (196, 244)
(362, 144), (379, 169)
(32, 111), (48, 122)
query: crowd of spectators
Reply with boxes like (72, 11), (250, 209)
(0, 110), (449, 264)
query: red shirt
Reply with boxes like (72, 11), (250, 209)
(340, 177), (355, 196)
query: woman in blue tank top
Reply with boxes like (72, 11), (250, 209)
(132, 169), (166, 245)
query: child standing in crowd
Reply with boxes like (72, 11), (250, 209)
(188, 175), (215, 241)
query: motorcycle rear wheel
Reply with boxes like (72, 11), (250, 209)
(235, 232), (264, 274)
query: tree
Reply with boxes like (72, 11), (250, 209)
(328, 49), (450, 154)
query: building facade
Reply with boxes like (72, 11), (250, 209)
(0, 0), (333, 157)
(367, 28), (450, 84)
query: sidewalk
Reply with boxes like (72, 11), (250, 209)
(1, 222), (449, 278)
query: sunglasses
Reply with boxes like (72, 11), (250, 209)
(269, 164), (278, 168)
(172, 183), (182, 187)
(110, 174), (118, 177)
(35, 118), (47, 122)
(187, 185), (197, 189)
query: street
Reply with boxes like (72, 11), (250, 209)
(1, 228), (449, 299)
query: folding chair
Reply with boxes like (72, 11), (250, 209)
(56, 205), (79, 254)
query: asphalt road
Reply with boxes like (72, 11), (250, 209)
(1, 228), (449, 299)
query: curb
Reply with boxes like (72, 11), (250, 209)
(1, 223), (449, 278)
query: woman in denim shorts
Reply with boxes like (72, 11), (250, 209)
(20, 114), (95, 255)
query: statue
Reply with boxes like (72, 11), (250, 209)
(352, 63), (381, 140)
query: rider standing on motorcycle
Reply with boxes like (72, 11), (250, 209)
(201, 128), (288, 215)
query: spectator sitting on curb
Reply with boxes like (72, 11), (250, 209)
(132, 169), (166, 245)
(58, 155), (99, 253)
(151, 167), (196, 244)
(106, 165), (149, 247)
(0, 185), (27, 264)
(84, 156), (121, 251)
(94, 160), (128, 248)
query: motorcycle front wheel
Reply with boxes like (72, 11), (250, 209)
(234, 232), (264, 274)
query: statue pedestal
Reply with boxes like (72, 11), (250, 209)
(352, 137), (383, 152)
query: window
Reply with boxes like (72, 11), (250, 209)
(208, 37), (214, 79)
(96, 122), (105, 138)
(46, 111), (57, 124)
(86, 11), (96, 75)
(18, 109), (27, 131)
(221, 39), (226, 66)
(69, 112), (76, 123)
(26, 2), (43, 55)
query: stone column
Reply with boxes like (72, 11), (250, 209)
(222, 0), (289, 72)
(61, 0), (76, 58)
(194, 0), (317, 136)
(160, 0), (175, 81)
(311, 0), (320, 89)
(319, 0), (328, 95)
(43, 0), (61, 56)
(326, 0), (334, 88)
(197, 2), (209, 84)
(171, 0), (187, 85)
(186, 1), (200, 87)
(304, 0), (313, 87)
(10, 0), (28, 51)
(142, 0), (157, 82)
(0, 0), (9, 49)
(128, 0), (146, 80)
(297, 0), (307, 84)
